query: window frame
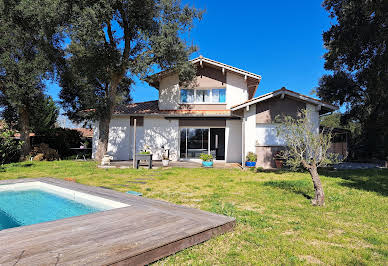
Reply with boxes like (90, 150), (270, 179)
(180, 87), (226, 104)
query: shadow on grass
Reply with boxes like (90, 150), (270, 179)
(263, 180), (313, 200)
(320, 168), (388, 197)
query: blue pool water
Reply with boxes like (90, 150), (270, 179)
(0, 189), (103, 230)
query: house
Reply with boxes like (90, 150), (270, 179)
(92, 56), (338, 168)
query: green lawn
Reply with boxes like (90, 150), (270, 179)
(1, 161), (387, 265)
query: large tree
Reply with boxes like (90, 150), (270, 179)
(317, 0), (388, 160)
(59, 0), (202, 161)
(1, 94), (59, 134)
(0, 0), (64, 158)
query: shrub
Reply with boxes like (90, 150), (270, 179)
(0, 127), (22, 165)
(31, 128), (83, 158)
(29, 143), (60, 161)
(246, 152), (257, 162)
(199, 153), (213, 161)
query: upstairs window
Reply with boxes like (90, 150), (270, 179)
(180, 89), (194, 103)
(180, 88), (226, 103)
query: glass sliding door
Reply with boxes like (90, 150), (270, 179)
(210, 128), (225, 160)
(180, 128), (209, 159)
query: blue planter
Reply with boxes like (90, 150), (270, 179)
(245, 161), (256, 167)
(202, 161), (213, 168)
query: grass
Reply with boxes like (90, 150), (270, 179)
(1, 160), (387, 265)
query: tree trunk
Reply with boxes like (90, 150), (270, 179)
(95, 116), (111, 161)
(94, 77), (121, 162)
(309, 163), (325, 206)
(19, 106), (31, 160)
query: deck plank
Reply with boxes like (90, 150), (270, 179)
(0, 178), (235, 265)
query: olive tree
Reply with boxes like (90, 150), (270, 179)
(276, 110), (341, 206)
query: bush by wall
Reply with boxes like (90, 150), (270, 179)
(0, 127), (22, 165)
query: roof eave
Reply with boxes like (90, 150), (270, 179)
(231, 89), (338, 112)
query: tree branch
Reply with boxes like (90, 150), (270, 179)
(118, 4), (131, 74)
(106, 21), (115, 47)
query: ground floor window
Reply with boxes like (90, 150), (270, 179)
(180, 128), (225, 160)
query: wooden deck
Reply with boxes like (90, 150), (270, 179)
(0, 178), (235, 265)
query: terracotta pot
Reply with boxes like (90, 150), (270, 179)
(275, 159), (283, 169)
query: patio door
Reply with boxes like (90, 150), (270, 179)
(180, 128), (225, 160)
(180, 128), (209, 159)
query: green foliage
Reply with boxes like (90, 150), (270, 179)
(245, 152), (257, 162)
(58, 0), (203, 123)
(199, 153), (213, 162)
(0, 0), (65, 155)
(31, 128), (84, 158)
(276, 109), (342, 170)
(318, 0), (388, 160)
(0, 126), (22, 164)
(320, 112), (361, 136)
(1, 95), (59, 134)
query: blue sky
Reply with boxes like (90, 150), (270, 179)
(47, 0), (332, 105)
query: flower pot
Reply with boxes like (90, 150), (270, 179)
(162, 159), (169, 167)
(245, 161), (256, 168)
(202, 161), (213, 168)
(275, 159), (283, 169)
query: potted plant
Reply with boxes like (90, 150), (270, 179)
(245, 152), (257, 167)
(199, 153), (213, 168)
(162, 154), (169, 167)
(273, 151), (284, 169)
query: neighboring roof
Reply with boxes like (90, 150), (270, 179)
(75, 128), (94, 138)
(147, 55), (262, 89)
(114, 100), (235, 117)
(230, 87), (338, 113)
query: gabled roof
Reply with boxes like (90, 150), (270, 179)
(147, 55), (262, 89)
(231, 87), (338, 113)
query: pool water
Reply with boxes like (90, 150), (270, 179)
(0, 189), (103, 230)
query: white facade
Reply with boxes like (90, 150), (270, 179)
(256, 124), (285, 146)
(225, 120), (242, 163)
(158, 74), (180, 110)
(142, 117), (179, 161)
(92, 58), (335, 167)
(226, 72), (249, 109)
(93, 117), (179, 161)
(243, 104), (257, 157)
(158, 71), (250, 110)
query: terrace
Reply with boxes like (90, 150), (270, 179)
(0, 178), (234, 265)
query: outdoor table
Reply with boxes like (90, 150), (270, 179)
(70, 148), (92, 161)
(134, 154), (153, 169)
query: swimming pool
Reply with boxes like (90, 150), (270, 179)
(0, 182), (129, 230)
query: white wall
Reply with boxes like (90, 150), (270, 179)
(226, 72), (249, 108)
(244, 104), (257, 157)
(256, 124), (285, 146)
(225, 120), (242, 163)
(143, 117), (179, 160)
(92, 117), (180, 161)
(306, 103), (320, 134)
(158, 71), (249, 110)
(158, 74), (180, 110)
(92, 121), (99, 159)
(92, 118), (134, 161)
